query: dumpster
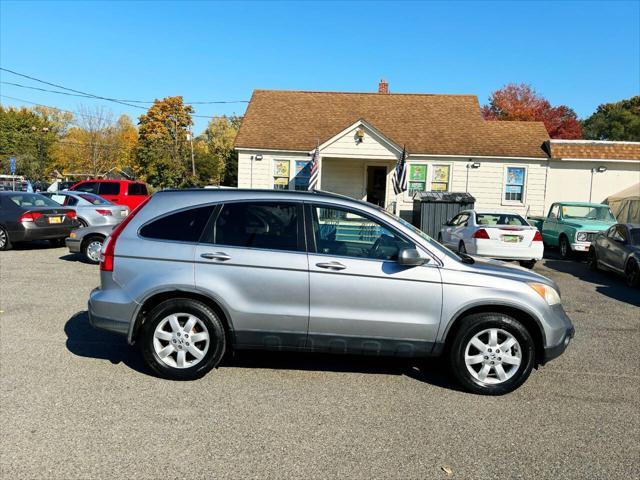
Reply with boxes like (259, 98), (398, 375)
(412, 191), (476, 238)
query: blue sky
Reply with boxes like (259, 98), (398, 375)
(1, 0), (638, 133)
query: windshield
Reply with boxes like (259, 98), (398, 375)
(375, 207), (463, 262)
(561, 205), (615, 222)
(78, 193), (110, 205)
(476, 213), (528, 226)
(7, 193), (60, 208)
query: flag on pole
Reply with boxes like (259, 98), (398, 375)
(392, 146), (408, 195)
(308, 142), (320, 191)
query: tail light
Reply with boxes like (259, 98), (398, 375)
(533, 230), (543, 242)
(95, 209), (112, 216)
(473, 228), (490, 239)
(101, 196), (151, 272)
(19, 211), (44, 222)
(65, 210), (77, 219)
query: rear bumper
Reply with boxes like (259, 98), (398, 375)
(469, 239), (544, 261)
(88, 287), (137, 337)
(10, 224), (76, 242)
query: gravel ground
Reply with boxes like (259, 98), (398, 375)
(1, 244), (639, 479)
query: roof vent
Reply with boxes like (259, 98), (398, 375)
(378, 79), (389, 94)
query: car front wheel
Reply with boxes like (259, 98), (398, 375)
(82, 235), (104, 264)
(449, 313), (535, 395)
(141, 298), (226, 380)
(0, 226), (11, 251)
(588, 247), (599, 271)
(625, 260), (640, 288)
(559, 235), (572, 259)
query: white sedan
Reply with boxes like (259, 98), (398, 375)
(437, 210), (544, 268)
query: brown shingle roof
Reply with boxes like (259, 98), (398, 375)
(235, 89), (550, 158)
(549, 140), (640, 160)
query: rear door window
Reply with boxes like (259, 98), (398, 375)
(128, 183), (148, 195)
(208, 202), (302, 252)
(99, 182), (120, 195)
(140, 205), (215, 243)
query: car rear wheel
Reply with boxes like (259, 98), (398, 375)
(0, 226), (11, 251)
(588, 247), (599, 271)
(559, 235), (572, 259)
(449, 313), (535, 395)
(625, 260), (640, 288)
(82, 235), (104, 264)
(141, 298), (226, 380)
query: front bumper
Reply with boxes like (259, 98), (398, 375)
(65, 237), (81, 253)
(542, 304), (575, 364)
(571, 241), (591, 253)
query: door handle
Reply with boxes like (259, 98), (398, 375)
(201, 252), (231, 261)
(316, 261), (346, 271)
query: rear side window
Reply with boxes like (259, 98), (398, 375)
(99, 182), (120, 195)
(78, 193), (109, 205)
(209, 202), (301, 252)
(128, 183), (148, 195)
(140, 205), (215, 243)
(74, 182), (98, 194)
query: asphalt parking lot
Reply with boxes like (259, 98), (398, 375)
(1, 245), (638, 479)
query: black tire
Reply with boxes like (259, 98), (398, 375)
(519, 260), (536, 269)
(81, 235), (104, 264)
(0, 226), (11, 251)
(140, 298), (226, 380)
(458, 241), (467, 254)
(559, 235), (572, 260)
(588, 247), (599, 271)
(49, 238), (65, 247)
(625, 260), (640, 288)
(448, 313), (535, 395)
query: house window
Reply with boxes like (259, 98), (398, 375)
(504, 166), (526, 202)
(408, 164), (427, 195)
(431, 164), (450, 191)
(273, 160), (290, 190)
(293, 160), (311, 191)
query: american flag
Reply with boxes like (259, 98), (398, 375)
(308, 143), (320, 191)
(392, 146), (408, 195)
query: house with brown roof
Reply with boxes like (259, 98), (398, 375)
(235, 81), (639, 218)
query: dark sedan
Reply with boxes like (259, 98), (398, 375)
(588, 223), (640, 287)
(0, 192), (79, 250)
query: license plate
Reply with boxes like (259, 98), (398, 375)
(48, 216), (62, 224)
(502, 235), (521, 243)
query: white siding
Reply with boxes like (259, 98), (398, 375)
(545, 160), (640, 211)
(321, 158), (366, 200)
(320, 124), (398, 160)
(237, 151), (309, 189)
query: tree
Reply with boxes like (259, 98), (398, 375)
(582, 96), (640, 141)
(482, 83), (582, 139)
(202, 115), (242, 187)
(136, 96), (194, 188)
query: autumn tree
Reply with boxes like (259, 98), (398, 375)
(482, 83), (582, 139)
(200, 115), (242, 187)
(582, 96), (640, 141)
(135, 96), (194, 188)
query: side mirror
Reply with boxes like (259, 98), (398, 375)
(398, 247), (427, 267)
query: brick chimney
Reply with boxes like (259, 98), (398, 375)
(378, 79), (389, 94)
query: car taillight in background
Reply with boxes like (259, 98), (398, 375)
(100, 196), (151, 272)
(533, 230), (543, 242)
(19, 211), (44, 222)
(473, 229), (490, 239)
(65, 210), (77, 219)
(95, 209), (112, 216)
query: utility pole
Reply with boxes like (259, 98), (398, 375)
(188, 131), (196, 177)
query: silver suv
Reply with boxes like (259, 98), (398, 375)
(88, 189), (574, 395)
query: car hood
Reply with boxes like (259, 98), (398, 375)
(460, 256), (560, 291)
(561, 220), (614, 230)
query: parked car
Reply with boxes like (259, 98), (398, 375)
(41, 191), (128, 227)
(588, 223), (640, 287)
(541, 202), (617, 259)
(437, 210), (543, 269)
(66, 224), (114, 264)
(87, 189), (574, 395)
(69, 179), (149, 210)
(0, 192), (79, 250)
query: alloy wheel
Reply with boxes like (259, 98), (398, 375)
(464, 328), (522, 385)
(0, 229), (6, 249)
(153, 313), (210, 369)
(85, 240), (103, 263)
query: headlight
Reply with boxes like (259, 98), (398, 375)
(576, 232), (588, 242)
(528, 282), (561, 305)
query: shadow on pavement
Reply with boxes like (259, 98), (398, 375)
(11, 240), (62, 250)
(64, 311), (462, 390)
(543, 258), (640, 307)
(64, 311), (153, 376)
